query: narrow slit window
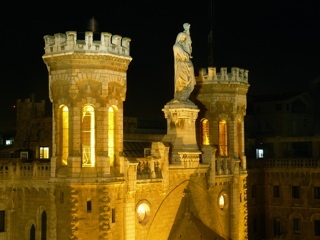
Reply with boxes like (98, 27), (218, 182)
(61, 106), (69, 165)
(82, 106), (95, 167)
(41, 211), (47, 240)
(201, 119), (210, 145)
(112, 208), (116, 223)
(218, 119), (228, 156)
(236, 119), (242, 159)
(87, 200), (92, 213)
(108, 106), (117, 167)
(0, 210), (5, 232)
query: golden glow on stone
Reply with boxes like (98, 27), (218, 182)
(108, 106), (115, 167)
(219, 119), (228, 156)
(82, 105), (95, 167)
(62, 105), (69, 165)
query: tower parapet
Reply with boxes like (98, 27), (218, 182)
(197, 67), (249, 84)
(43, 31), (131, 56)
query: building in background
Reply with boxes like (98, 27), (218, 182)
(246, 91), (320, 239)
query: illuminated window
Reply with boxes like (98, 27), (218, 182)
(201, 119), (210, 145)
(137, 202), (150, 225)
(218, 192), (228, 211)
(61, 106), (69, 165)
(39, 147), (49, 159)
(82, 106), (95, 167)
(256, 149), (264, 159)
(108, 106), (117, 167)
(219, 195), (225, 209)
(218, 119), (228, 156)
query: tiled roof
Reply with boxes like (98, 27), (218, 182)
(123, 141), (152, 158)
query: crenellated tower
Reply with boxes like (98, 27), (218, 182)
(194, 66), (249, 240)
(42, 31), (132, 178)
(195, 67), (249, 170)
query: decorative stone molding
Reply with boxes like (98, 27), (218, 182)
(197, 67), (249, 84)
(44, 31), (131, 57)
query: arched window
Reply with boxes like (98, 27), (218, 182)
(30, 224), (35, 240)
(201, 119), (210, 145)
(108, 106), (117, 167)
(218, 119), (228, 156)
(41, 211), (47, 240)
(61, 105), (69, 165)
(236, 119), (242, 159)
(82, 105), (95, 167)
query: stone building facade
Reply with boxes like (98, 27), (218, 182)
(0, 30), (249, 239)
(246, 92), (320, 239)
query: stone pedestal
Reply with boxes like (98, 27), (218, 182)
(162, 100), (201, 167)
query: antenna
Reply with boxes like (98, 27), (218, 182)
(208, 0), (215, 67)
(88, 16), (99, 33)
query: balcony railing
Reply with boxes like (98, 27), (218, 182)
(136, 157), (162, 180)
(0, 159), (50, 180)
(247, 158), (320, 169)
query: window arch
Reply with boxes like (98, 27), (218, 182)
(218, 119), (228, 156)
(41, 211), (47, 240)
(60, 105), (69, 165)
(236, 119), (242, 159)
(201, 118), (210, 145)
(82, 105), (95, 167)
(30, 224), (35, 240)
(108, 106), (118, 167)
(289, 212), (302, 235)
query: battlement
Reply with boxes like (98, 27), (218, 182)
(43, 31), (131, 56)
(197, 67), (249, 84)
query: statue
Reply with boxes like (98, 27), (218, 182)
(173, 23), (196, 102)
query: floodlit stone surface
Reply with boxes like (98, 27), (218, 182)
(0, 29), (249, 240)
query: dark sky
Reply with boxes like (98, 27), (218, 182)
(1, 0), (320, 132)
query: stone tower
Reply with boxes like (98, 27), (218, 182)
(43, 31), (132, 178)
(194, 67), (250, 239)
(41, 31), (132, 239)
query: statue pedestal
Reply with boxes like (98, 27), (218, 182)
(162, 100), (201, 167)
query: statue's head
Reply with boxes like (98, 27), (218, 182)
(183, 23), (190, 31)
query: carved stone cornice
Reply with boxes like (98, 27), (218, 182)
(43, 53), (132, 72)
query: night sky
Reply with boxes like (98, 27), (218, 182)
(1, 0), (320, 132)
